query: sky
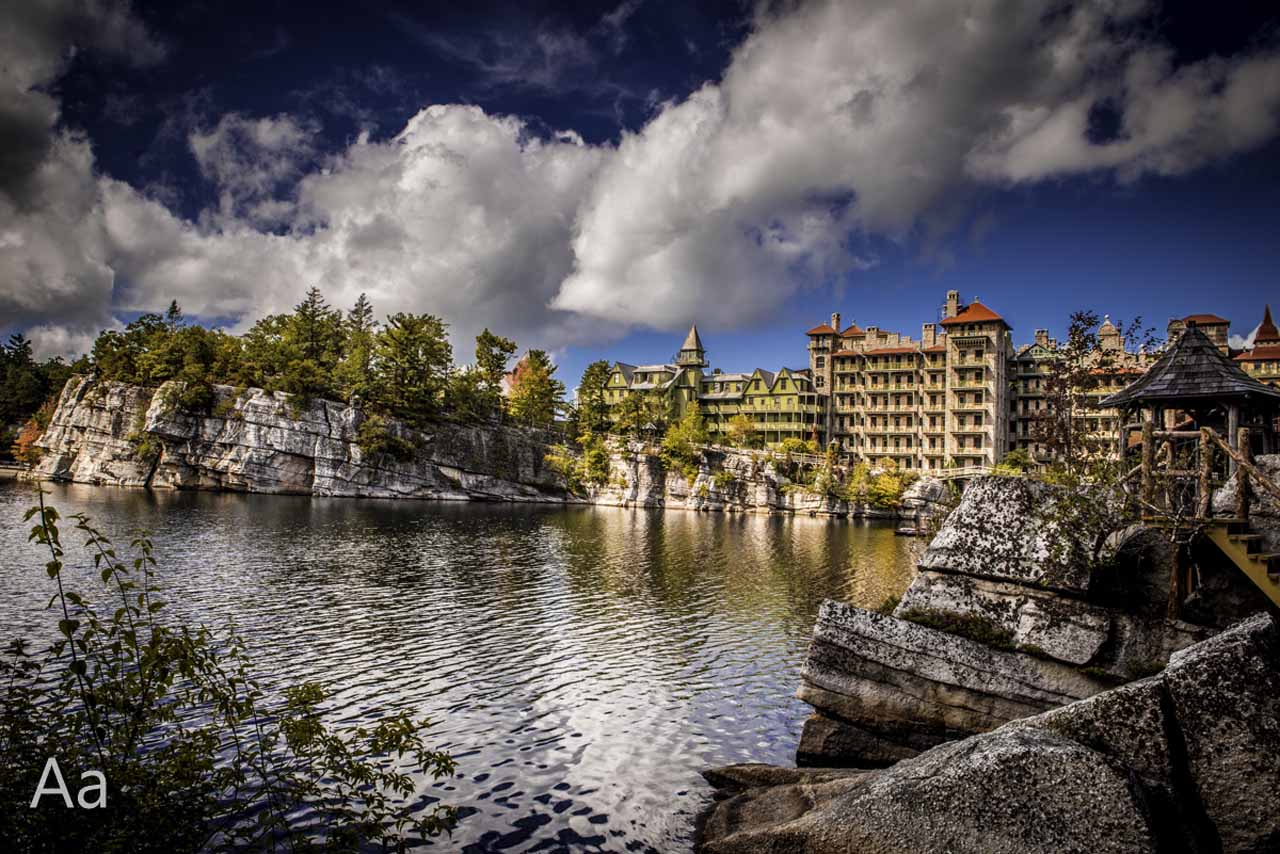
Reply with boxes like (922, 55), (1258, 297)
(2, 0), (1280, 389)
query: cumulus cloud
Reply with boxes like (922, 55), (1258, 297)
(189, 113), (320, 227)
(554, 0), (1280, 329)
(5, 0), (1280, 359)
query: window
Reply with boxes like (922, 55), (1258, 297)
(815, 356), (825, 368)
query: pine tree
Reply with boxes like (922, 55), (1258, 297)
(576, 360), (612, 434)
(371, 313), (453, 425)
(507, 350), (564, 429)
(474, 329), (517, 417)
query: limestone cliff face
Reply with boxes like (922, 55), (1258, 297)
(31, 376), (947, 518)
(588, 442), (940, 518)
(33, 376), (570, 501)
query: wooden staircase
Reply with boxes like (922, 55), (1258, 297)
(1204, 520), (1280, 610)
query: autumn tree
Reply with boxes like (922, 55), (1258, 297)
(507, 350), (564, 429)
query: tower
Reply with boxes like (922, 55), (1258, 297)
(676, 324), (707, 368)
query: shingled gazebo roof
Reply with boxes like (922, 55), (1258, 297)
(1102, 322), (1280, 409)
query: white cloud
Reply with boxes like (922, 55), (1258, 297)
(5, 0), (1280, 359)
(189, 113), (320, 226)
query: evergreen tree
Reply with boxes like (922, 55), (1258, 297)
(371, 313), (453, 425)
(336, 293), (378, 403)
(282, 287), (345, 399)
(474, 328), (516, 417)
(507, 350), (564, 429)
(576, 360), (612, 434)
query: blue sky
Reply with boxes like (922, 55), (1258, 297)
(3, 0), (1280, 387)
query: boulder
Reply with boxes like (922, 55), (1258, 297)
(795, 601), (1109, 766)
(702, 613), (1280, 854)
(919, 476), (1104, 593)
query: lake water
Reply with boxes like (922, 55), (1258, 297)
(0, 481), (919, 853)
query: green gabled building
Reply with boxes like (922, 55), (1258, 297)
(603, 324), (825, 447)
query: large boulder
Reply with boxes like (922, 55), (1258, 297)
(795, 601), (1109, 766)
(701, 613), (1280, 854)
(919, 476), (1111, 594)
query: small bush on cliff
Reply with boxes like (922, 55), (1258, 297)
(10, 398), (57, 466)
(544, 431), (611, 495)
(0, 494), (459, 851)
(659, 405), (709, 483)
(356, 414), (418, 463)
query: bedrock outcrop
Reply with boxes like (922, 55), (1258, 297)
(588, 442), (941, 519)
(32, 376), (569, 501)
(701, 612), (1280, 854)
(795, 476), (1238, 768)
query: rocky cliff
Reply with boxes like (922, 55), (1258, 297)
(791, 476), (1260, 768)
(589, 441), (947, 519)
(32, 376), (946, 519)
(701, 612), (1280, 854)
(33, 376), (570, 501)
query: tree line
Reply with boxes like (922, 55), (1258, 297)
(4, 289), (581, 461)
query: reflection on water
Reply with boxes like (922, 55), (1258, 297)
(0, 482), (918, 853)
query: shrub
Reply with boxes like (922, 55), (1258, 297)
(356, 413), (417, 463)
(0, 494), (458, 851)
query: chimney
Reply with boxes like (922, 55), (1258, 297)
(1034, 329), (1049, 347)
(831, 312), (841, 332)
(945, 290), (960, 319)
(922, 322), (936, 346)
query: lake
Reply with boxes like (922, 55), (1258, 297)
(0, 481), (919, 853)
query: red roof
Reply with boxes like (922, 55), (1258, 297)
(806, 324), (835, 335)
(831, 350), (863, 358)
(865, 346), (921, 356)
(1183, 313), (1228, 325)
(1236, 344), (1280, 362)
(840, 324), (865, 336)
(940, 300), (1006, 327)
(923, 344), (946, 353)
(1256, 305), (1280, 344)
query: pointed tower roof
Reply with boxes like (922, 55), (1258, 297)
(681, 323), (704, 352)
(1102, 322), (1280, 408)
(1255, 305), (1280, 345)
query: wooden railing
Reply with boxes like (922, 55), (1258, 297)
(1134, 424), (1278, 526)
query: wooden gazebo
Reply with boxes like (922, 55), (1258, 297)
(1104, 322), (1280, 461)
(1101, 322), (1280, 611)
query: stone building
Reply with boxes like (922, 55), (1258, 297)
(806, 290), (1012, 471)
(1167, 313), (1231, 352)
(602, 325), (824, 447)
(1234, 304), (1280, 387)
(1009, 317), (1150, 463)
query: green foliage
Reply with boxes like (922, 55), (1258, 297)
(866, 460), (916, 509)
(899, 607), (1016, 650)
(543, 431), (611, 495)
(507, 350), (564, 429)
(1, 333), (87, 460)
(712, 470), (736, 490)
(356, 414), (418, 463)
(659, 404), (708, 482)
(576, 360), (612, 435)
(474, 329), (517, 419)
(0, 495), (458, 851)
(993, 448), (1033, 476)
(778, 437), (819, 456)
(724, 413), (759, 449)
(371, 313), (453, 427)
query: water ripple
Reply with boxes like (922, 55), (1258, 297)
(0, 482), (918, 852)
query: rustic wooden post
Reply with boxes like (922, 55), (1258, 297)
(1141, 421), (1154, 510)
(1237, 427), (1251, 524)
(1197, 427), (1212, 519)
(1227, 404), (1240, 475)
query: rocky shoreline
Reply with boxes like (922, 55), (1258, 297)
(699, 474), (1280, 853)
(26, 375), (945, 521)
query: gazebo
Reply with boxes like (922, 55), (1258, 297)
(1103, 322), (1280, 461)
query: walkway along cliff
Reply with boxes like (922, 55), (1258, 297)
(27, 375), (946, 519)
